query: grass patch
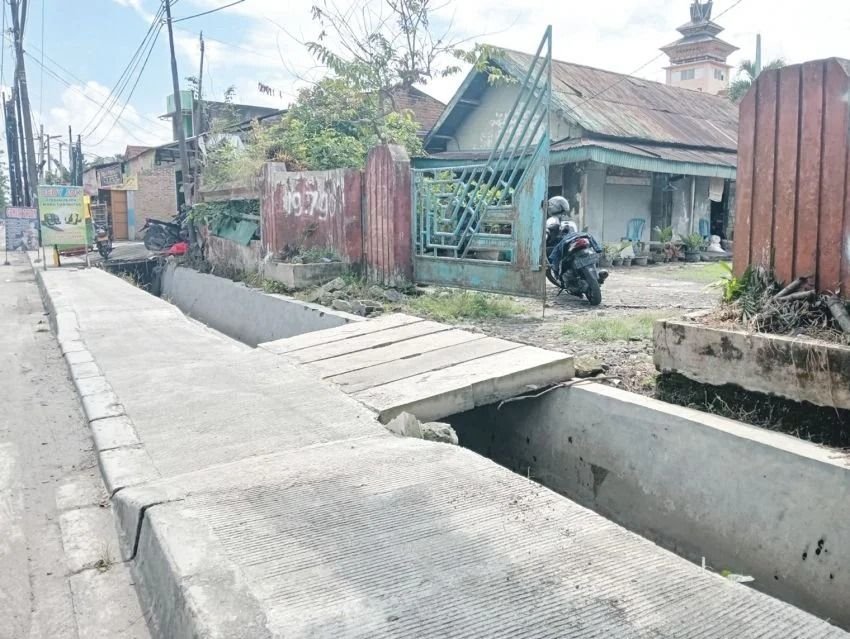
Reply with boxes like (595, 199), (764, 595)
(653, 261), (731, 284)
(407, 289), (522, 321)
(561, 312), (670, 342)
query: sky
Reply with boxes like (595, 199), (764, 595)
(5, 0), (850, 161)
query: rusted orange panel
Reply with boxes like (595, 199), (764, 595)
(773, 67), (802, 284)
(816, 59), (849, 292)
(733, 89), (756, 276)
(794, 61), (826, 282)
(750, 69), (779, 268)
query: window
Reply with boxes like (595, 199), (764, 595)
(714, 68), (725, 81)
(679, 69), (695, 81)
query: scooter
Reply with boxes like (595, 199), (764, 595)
(95, 226), (113, 259)
(140, 212), (187, 252)
(545, 198), (607, 306)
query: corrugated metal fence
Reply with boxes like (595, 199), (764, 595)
(734, 58), (850, 294)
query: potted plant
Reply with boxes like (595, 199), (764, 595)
(683, 232), (704, 262)
(601, 243), (619, 267)
(632, 253), (649, 266)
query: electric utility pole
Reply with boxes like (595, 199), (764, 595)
(45, 134), (61, 182)
(164, 0), (195, 237)
(191, 31), (205, 202)
(10, 0), (39, 205)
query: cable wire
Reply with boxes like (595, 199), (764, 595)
(172, 0), (245, 23)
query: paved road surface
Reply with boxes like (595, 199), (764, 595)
(0, 253), (149, 639)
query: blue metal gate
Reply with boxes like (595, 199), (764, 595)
(412, 26), (552, 297)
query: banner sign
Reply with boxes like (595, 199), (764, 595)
(3, 206), (39, 251)
(97, 164), (123, 187)
(37, 185), (89, 248)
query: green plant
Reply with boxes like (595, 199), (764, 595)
(603, 243), (622, 260)
(561, 312), (670, 343)
(683, 232), (705, 252)
(407, 289), (521, 321)
(654, 225), (673, 243)
(712, 262), (745, 302)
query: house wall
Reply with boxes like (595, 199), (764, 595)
(448, 83), (576, 151)
(666, 61), (731, 95)
(602, 181), (652, 243)
(135, 167), (178, 234)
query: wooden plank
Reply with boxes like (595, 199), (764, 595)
(352, 346), (574, 423)
(733, 85), (757, 276)
(773, 66), (802, 285)
(284, 320), (451, 364)
(844, 117), (850, 297)
(750, 68), (779, 269)
(328, 337), (522, 393)
(258, 314), (422, 354)
(816, 59), (849, 292)
(795, 61), (825, 281)
(306, 329), (487, 378)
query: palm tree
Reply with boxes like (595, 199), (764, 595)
(728, 58), (786, 102)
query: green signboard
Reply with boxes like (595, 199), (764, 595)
(37, 185), (89, 249)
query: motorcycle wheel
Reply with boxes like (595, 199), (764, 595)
(545, 266), (561, 288)
(98, 244), (111, 259)
(143, 226), (171, 251)
(581, 266), (602, 306)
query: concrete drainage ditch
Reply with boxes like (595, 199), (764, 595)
(97, 259), (849, 630)
(445, 382), (850, 629)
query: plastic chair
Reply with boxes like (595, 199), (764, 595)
(699, 218), (710, 238)
(622, 218), (645, 243)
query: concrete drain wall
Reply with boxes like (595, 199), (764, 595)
(161, 263), (360, 346)
(448, 382), (850, 629)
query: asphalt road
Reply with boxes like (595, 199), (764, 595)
(0, 254), (149, 639)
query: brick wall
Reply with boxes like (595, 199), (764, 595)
(134, 166), (178, 234)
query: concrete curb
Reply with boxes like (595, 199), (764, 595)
(33, 265), (162, 500)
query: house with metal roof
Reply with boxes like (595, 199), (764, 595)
(423, 47), (739, 245)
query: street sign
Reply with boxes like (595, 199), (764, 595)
(4, 206), (39, 251)
(37, 185), (89, 249)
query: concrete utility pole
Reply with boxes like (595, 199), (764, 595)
(10, 0), (39, 206)
(45, 134), (61, 182)
(164, 0), (194, 220)
(38, 123), (44, 181)
(192, 31), (205, 202)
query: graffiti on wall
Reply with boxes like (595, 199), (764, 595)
(280, 176), (344, 220)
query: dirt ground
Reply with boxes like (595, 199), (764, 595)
(451, 262), (722, 394)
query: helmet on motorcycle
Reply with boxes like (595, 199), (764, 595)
(547, 196), (571, 216)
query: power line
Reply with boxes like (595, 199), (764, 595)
(172, 0), (246, 23)
(562, 0), (747, 117)
(15, 44), (165, 144)
(80, 3), (165, 136)
(86, 26), (163, 147)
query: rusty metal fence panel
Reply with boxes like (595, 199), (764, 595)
(734, 58), (850, 294)
(260, 164), (363, 264)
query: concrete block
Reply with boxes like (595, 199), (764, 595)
(99, 446), (160, 495)
(56, 473), (108, 512)
(69, 562), (151, 639)
(452, 382), (850, 627)
(133, 505), (272, 639)
(70, 360), (102, 380)
(81, 390), (125, 422)
(73, 375), (111, 398)
(59, 339), (87, 355)
(90, 416), (140, 451)
(654, 319), (850, 410)
(65, 349), (94, 365)
(262, 260), (346, 289)
(58, 506), (119, 573)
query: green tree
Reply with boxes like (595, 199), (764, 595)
(0, 155), (9, 211)
(728, 58), (786, 102)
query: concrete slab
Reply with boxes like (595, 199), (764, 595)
(56, 473), (109, 512)
(81, 390), (125, 422)
(353, 345), (575, 423)
(328, 336), (522, 393)
(98, 446), (161, 495)
(283, 320), (452, 364)
(59, 506), (119, 573)
(259, 312), (422, 354)
(90, 415), (141, 451)
(73, 375), (111, 398)
(115, 436), (847, 639)
(70, 564), (151, 639)
(305, 329), (488, 378)
(65, 349), (94, 365)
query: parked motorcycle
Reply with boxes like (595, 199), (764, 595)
(94, 226), (113, 259)
(545, 197), (607, 306)
(140, 212), (187, 252)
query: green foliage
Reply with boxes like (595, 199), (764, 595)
(683, 232), (705, 251)
(407, 289), (521, 321)
(728, 58), (786, 103)
(654, 225), (673, 243)
(561, 312), (670, 343)
(713, 261), (746, 303)
(190, 199), (259, 233)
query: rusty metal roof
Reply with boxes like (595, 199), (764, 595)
(500, 49), (739, 150)
(427, 50), (739, 153)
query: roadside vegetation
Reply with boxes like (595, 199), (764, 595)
(407, 289), (522, 321)
(650, 261), (731, 284)
(561, 312), (670, 343)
